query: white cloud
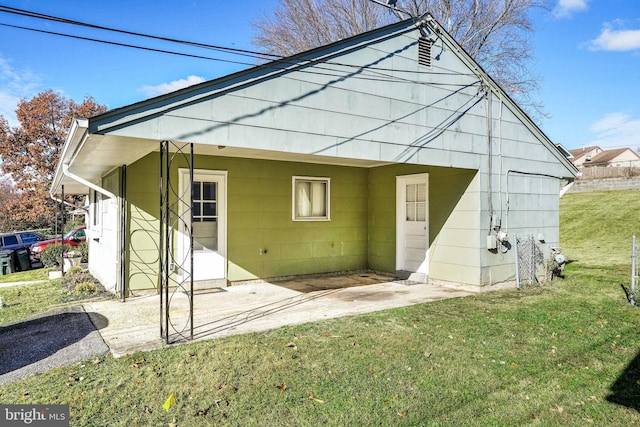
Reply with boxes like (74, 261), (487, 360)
(0, 56), (42, 127)
(140, 75), (206, 98)
(553, 0), (589, 19)
(587, 112), (640, 149)
(589, 21), (640, 51)
(0, 92), (20, 127)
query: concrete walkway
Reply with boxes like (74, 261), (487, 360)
(84, 273), (474, 357)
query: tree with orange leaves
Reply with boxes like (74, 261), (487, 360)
(0, 90), (106, 232)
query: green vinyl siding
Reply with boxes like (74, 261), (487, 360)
(125, 154), (161, 291)
(222, 157), (368, 281)
(125, 153), (368, 288)
(124, 152), (482, 290)
(367, 165), (480, 284)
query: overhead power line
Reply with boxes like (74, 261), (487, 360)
(365, 0), (413, 19)
(0, 3), (479, 90)
(0, 3), (486, 157)
(0, 21), (256, 66)
(0, 5), (280, 61)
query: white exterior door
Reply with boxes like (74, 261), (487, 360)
(396, 174), (429, 282)
(179, 169), (227, 284)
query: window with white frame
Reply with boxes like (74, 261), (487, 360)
(292, 176), (330, 221)
(91, 189), (102, 232)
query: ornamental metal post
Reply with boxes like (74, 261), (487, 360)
(61, 185), (65, 275)
(159, 140), (195, 344)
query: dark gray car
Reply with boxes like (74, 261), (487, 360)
(0, 231), (46, 251)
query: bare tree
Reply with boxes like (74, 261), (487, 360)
(253, 0), (395, 57)
(252, 0), (549, 117)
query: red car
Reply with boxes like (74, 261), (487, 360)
(30, 226), (87, 258)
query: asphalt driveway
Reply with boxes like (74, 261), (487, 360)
(0, 305), (109, 385)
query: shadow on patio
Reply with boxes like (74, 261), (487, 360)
(84, 273), (473, 357)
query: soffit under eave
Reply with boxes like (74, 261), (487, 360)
(58, 134), (158, 195)
(60, 132), (393, 196)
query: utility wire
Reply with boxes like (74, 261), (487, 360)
(365, 0), (413, 19)
(0, 19), (477, 93)
(0, 21), (480, 98)
(0, 22), (253, 66)
(0, 4), (477, 79)
(0, 4), (487, 180)
(0, 5), (279, 61)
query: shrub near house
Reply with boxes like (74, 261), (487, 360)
(30, 226), (86, 258)
(40, 243), (72, 268)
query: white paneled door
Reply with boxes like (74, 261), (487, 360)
(396, 174), (429, 282)
(179, 169), (227, 284)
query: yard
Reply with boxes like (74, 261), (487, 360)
(0, 189), (639, 425)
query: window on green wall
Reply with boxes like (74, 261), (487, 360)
(292, 176), (330, 221)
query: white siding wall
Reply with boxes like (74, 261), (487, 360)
(87, 174), (120, 291)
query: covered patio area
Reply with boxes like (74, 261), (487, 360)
(84, 274), (474, 357)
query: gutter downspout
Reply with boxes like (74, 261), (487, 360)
(61, 163), (117, 200)
(61, 163), (120, 294)
(559, 181), (575, 198)
(559, 173), (581, 198)
(49, 119), (90, 206)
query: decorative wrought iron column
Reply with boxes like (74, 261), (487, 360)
(159, 141), (194, 344)
(120, 165), (127, 302)
(60, 185), (65, 274)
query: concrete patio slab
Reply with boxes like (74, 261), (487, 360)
(84, 273), (474, 358)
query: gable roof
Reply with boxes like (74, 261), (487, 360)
(568, 146), (601, 159)
(52, 13), (577, 195)
(588, 147), (640, 165)
(87, 18), (422, 136)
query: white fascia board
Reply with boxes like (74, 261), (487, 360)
(50, 118), (89, 195)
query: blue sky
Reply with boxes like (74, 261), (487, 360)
(0, 0), (638, 151)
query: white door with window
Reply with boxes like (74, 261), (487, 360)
(396, 174), (429, 282)
(179, 169), (227, 284)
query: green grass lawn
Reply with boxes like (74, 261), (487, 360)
(560, 189), (640, 266)
(0, 268), (112, 325)
(0, 190), (639, 426)
(0, 268), (49, 284)
(0, 269), (64, 325)
(0, 280), (69, 325)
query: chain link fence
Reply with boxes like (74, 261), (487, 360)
(514, 234), (552, 288)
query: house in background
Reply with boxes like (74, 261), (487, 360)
(569, 146), (640, 169)
(569, 146), (603, 168)
(51, 14), (577, 300)
(583, 147), (640, 168)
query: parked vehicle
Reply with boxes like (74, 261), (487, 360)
(0, 231), (47, 251)
(30, 226), (87, 258)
